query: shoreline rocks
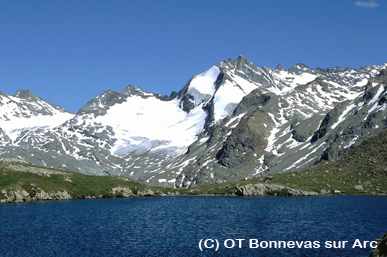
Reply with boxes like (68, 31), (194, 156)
(235, 183), (319, 196)
(0, 186), (159, 204)
(369, 232), (387, 257)
(110, 187), (134, 197)
(1, 187), (73, 203)
(137, 188), (156, 196)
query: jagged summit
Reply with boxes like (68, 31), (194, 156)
(288, 63), (314, 74)
(14, 89), (38, 100)
(275, 63), (285, 71)
(119, 85), (144, 95)
(223, 54), (256, 70)
(235, 54), (247, 62)
(375, 68), (387, 81)
(118, 84), (168, 99)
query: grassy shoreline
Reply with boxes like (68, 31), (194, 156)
(2, 127), (387, 203)
(1, 156), (386, 204)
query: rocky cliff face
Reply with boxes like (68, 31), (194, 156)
(1, 56), (386, 188)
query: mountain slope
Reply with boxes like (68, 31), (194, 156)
(0, 56), (386, 188)
(174, 57), (387, 187)
(191, 126), (387, 196)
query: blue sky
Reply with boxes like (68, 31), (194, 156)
(1, 0), (386, 113)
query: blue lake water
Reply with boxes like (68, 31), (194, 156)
(0, 195), (386, 257)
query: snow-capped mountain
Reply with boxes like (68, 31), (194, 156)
(1, 55), (386, 187)
(173, 56), (387, 187)
(0, 89), (74, 143)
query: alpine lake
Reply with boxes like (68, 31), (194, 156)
(0, 195), (386, 256)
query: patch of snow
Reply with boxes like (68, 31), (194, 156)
(331, 103), (356, 129)
(224, 112), (246, 128)
(199, 137), (210, 144)
(284, 142), (326, 171)
(1, 112), (74, 142)
(377, 103), (386, 112)
(230, 75), (259, 93)
(344, 136), (358, 149)
(369, 85), (385, 106)
(354, 78), (368, 87)
(265, 127), (280, 152)
(202, 158), (215, 167)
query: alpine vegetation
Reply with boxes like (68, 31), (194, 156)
(1, 55), (386, 188)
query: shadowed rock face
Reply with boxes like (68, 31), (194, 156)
(311, 101), (351, 143)
(0, 128), (11, 145)
(1, 57), (387, 188)
(216, 109), (272, 168)
(369, 232), (387, 257)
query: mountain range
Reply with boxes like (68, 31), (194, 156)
(1, 55), (386, 188)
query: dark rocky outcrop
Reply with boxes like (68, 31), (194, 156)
(369, 232), (387, 257)
(216, 110), (272, 168)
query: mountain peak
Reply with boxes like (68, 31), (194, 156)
(288, 63), (313, 73)
(235, 54), (255, 70)
(119, 85), (145, 96)
(222, 55), (253, 69)
(236, 54), (247, 60)
(119, 84), (170, 101)
(235, 54), (251, 64)
(276, 63), (285, 71)
(292, 63), (309, 69)
(14, 89), (38, 101)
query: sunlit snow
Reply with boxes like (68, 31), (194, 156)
(0, 93), (74, 142)
(213, 80), (246, 122)
(94, 96), (207, 156)
(187, 66), (220, 104)
(331, 103), (356, 129)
